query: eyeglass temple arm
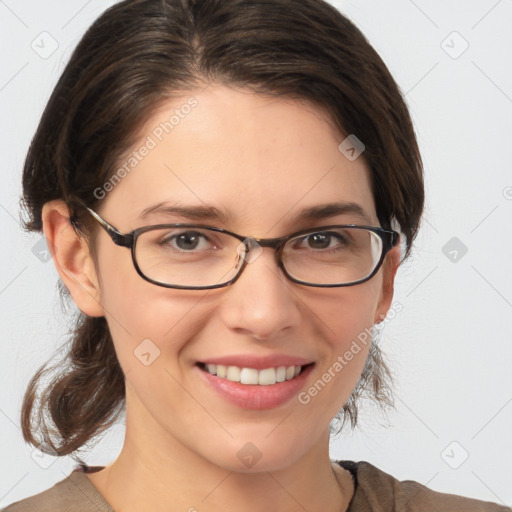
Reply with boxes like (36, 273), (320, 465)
(90, 208), (135, 247)
(71, 205), (133, 248)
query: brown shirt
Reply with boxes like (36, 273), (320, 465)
(2, 460), (510, 511)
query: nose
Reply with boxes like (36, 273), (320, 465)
(218, 245), (302, 341)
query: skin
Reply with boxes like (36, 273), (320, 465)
(42, 85), (400, 512)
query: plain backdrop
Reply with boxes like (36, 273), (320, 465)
(1, 0), (511, 508)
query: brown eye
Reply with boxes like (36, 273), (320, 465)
(160, 231), (210, 251)
(307, 233), (330, 249)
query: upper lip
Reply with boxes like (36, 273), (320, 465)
(198, 354), (314, 370)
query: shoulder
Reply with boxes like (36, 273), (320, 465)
(1, 467), (112, 512)
(335, 460), (511, 512)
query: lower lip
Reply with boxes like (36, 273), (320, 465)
(196, 364), (315, 410)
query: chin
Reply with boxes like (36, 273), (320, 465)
(197, 430), (316, 474)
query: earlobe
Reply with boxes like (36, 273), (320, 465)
(41, 200), (104, 317)
(374, 242), (401, 324)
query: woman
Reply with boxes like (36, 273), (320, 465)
(3, 0), (509, 511)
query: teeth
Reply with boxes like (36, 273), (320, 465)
(240, 367), (259, 385)
(203, 364), (304, 385)
(276, 366), (287, 382)
(226, 366), (241, 382)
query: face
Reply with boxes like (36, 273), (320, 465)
(62, 85), (398, 473)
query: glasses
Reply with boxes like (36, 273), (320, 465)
(74, 206), (399, 290)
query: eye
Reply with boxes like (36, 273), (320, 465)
(292, 230), (350, 251)
(159, 230), (215, 251)
(306, 232), (338, 250)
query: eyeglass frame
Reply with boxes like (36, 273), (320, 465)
(71, 204), (400, 290)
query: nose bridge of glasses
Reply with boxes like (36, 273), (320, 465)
(236, 235), (284, 266)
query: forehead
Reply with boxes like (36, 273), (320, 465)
(104, 85), (377, 233)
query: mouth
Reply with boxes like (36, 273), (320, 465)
(196, 362), (315, 386)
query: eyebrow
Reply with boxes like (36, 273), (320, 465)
(139, 201), (372, 225)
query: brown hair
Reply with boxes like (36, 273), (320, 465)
(21, 0), (423, 459)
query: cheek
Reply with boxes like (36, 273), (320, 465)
(282, 290), (381, 448)
(95, 245), (211, 371)
(308, 275), (382, 348)
(302, 281), (383, 401)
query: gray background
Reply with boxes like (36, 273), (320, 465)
(1, 0), (511, 508)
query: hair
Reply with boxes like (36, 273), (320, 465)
(20, 0), (424, 459)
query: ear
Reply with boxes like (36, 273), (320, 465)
(374, 241), (401, 324)
(41, 199), (104, 317)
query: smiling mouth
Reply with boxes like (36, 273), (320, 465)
(196, 362), (314, 386)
